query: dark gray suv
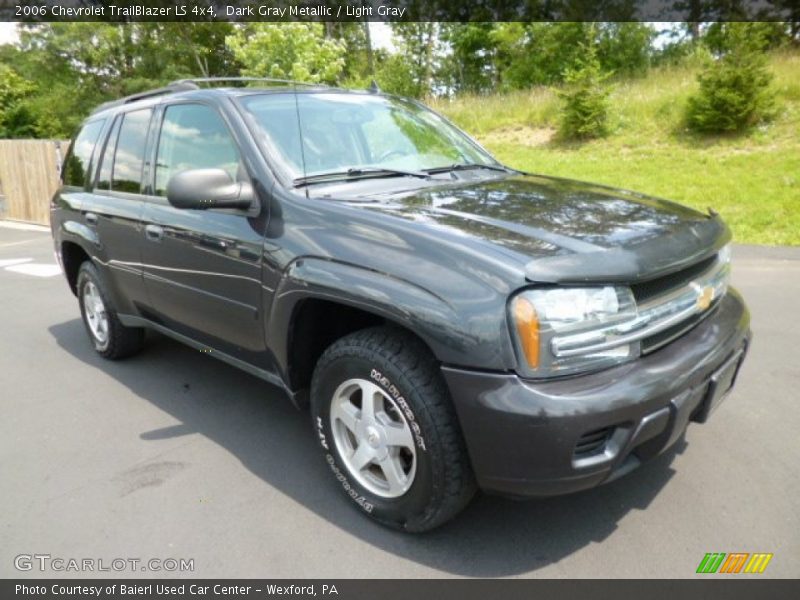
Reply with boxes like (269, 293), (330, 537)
(51, 79), (750, 532)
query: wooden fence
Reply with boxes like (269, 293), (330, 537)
(0, 140), (69, 225)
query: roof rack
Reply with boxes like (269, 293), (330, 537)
(90, 77), (332, 116)
(91, 81), (200, 114)
(170, 77), (330, 89)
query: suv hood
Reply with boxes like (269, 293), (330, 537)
(330, 173), (730, 284)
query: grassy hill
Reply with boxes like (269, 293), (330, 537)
(431, 52), (800, 246)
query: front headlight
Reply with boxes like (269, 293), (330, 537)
(511, 286), (639, 378)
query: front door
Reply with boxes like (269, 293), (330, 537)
(140, 102), (268, 365)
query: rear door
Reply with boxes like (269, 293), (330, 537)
(80, 108), (153, 315)
(140, 102), (268, 365)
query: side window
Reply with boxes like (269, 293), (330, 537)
(96, 116), (121, 191)
(155, 104), (241, 197)
(111, 108), (153, 194)
(63, 119), (105, 187)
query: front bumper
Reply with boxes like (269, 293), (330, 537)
(442, 288), (751, 498)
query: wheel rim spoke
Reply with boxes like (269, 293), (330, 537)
(331, 398), (360, 435)
(382, 421), (414, 451)
(378, 454), (409, 495)
(358, 381), (383, 422)
(83, 282), (108, 344)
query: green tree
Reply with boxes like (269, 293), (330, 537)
(388, 23), (440, 97)
(557, 34), (612, 140)
(492, 23), (591, 90)
(323, 22), (373, 86)
(10, 22), (238, 137)
(0, 64), (37, 138)
(704, 21), (792, 54)
(596, 22), (654, 77)
(373, 52), (418, 97)
(439, 23), (497, 94)
(686, 23), (776, 133)
(226, 23), (345, 84)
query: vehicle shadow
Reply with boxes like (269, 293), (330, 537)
(50, 318), (685, 577)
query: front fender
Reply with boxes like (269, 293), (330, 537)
(267, 257), (516, 382)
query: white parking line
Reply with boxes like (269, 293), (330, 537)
(4, 262), (61, 277)
(0, 258), (33, 268)
(0, 238), (44, 248)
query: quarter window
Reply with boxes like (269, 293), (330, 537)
(111, 108), (153, 194)
(96, 116), (121, 191)
(155, 104), (241, 197)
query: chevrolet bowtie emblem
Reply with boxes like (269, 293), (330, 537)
(697, 286), (715, 310)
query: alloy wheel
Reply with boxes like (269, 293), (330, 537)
(330, 378), (417, 498)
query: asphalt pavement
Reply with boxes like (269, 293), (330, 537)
(1, 223), (798, 578)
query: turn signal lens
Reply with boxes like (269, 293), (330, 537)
(512, 296), (540, 369)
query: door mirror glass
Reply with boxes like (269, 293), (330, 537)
(166, 168), (253, 210)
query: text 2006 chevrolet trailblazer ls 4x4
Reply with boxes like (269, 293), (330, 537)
(51, 79), (750, 531)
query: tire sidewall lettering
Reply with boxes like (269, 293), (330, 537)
(369, 368), (427, 452)
(316, 415), (375, 513)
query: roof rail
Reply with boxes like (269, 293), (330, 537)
(169, 77), (329, 89)
(91, 81), (200, 114)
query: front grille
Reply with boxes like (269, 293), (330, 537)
(574, 426), (614, 458)
(631, 254), (717, 304)
(640, 301), (721, 354)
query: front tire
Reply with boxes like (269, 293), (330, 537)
(310, 326), (476, 532)
(77, 262), (144, 360)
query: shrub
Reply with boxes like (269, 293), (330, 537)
(557, 38), (611, 140)
(686, 24), (776, 133)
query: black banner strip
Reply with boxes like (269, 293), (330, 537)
(4, 579), (800, 600)
(2, 0), (797, 23)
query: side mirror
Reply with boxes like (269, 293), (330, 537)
(166, 168), (253, 210)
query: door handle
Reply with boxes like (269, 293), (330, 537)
(85, 212), (98, 226)
(145, 224), (164, 242)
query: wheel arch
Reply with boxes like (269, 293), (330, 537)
(61, 240), (92, 296)
(268, 258), (466, 402)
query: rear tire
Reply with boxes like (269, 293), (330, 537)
(77, 262), (144, 360)
(310, 326), (476, 532)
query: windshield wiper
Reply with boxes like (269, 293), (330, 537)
(423, 163), (511, 175)
(294, 167), (430, 187)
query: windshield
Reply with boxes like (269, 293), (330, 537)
(238, 92), (499, 181)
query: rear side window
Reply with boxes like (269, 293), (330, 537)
(111, 108), (153, 194)
(155, 104), (241, 196)
(63, 119), (105, 187)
